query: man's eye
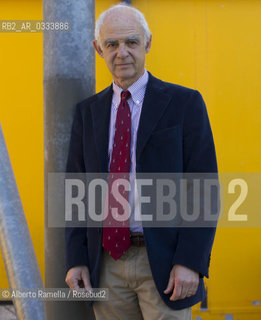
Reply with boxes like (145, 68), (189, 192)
(127, 41), (137, 46)
(107, 43), (116, 48)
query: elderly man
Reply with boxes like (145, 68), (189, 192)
(65, 3), (218, 320)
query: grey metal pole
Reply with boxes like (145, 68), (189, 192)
(43, 1), (95, 319)
(0, 124), (45, 320)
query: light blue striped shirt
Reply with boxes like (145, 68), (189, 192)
(108, 70), (149, 232)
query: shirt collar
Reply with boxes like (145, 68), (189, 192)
(112, 69), (149, 109)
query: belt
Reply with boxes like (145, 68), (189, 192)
(130, 233), (145, 247)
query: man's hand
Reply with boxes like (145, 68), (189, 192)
(164, 264), (199, 301)
(65, 265), (92, 290)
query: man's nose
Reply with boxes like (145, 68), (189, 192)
(116, 43), (128, 58)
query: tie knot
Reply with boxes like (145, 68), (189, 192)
(121, 90), (131, 101)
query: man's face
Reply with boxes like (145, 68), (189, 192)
(93, 9), (151, 89)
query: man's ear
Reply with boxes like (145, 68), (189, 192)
(145, 35), (152, 54)
(93, 40), (104, 58)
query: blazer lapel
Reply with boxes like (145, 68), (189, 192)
(90, 86), (113, 173)
(136, 73), (172, 162)
(90, 74), (172, 172)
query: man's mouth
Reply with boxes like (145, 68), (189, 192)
(116, 63), (131, 67)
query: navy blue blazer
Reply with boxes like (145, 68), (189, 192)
(65, 73), (218, 310)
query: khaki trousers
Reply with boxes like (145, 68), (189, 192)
(93, 246), (192, 320)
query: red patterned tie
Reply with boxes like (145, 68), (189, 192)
(103, 91), (131, 259)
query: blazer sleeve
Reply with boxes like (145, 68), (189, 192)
(172, 90), (218, 278)
(65, 103), (89, 272)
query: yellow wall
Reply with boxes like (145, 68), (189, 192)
(0, 0), (261, 319)
(0, 0), (44, 287)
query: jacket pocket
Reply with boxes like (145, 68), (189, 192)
(149, 125), (181, 145)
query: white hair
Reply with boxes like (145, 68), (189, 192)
(95, 3), (151, 47)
